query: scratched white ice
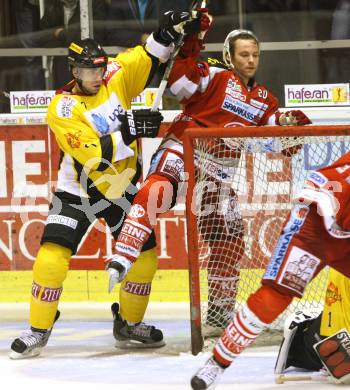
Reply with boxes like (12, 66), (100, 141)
(0, 303), (338, 390)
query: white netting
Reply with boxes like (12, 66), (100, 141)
(191, 134), (350, 337)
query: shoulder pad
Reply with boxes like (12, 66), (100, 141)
(207, 57), (229, 69)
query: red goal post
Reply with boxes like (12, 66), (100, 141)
(183, 124), (350, 355)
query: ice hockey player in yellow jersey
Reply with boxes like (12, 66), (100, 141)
(10, 10), (203, 359)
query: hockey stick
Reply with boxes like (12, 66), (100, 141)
(275, 373), (331, 384)
(151, 0), (207, 111)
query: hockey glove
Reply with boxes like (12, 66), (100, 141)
(179, 10), (213, 58)
(276, 110), (312, 126)
(314, 329), (350, 384)
(154, 10), (204, 45)
(105, 254), (133, 293)
(118, 109), (163, 146)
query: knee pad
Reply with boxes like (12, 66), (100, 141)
(247, 285), (293, 324)
(33, 242), (71, 287)
(136, 174), (176, 226)
(119, 247), (158, 323)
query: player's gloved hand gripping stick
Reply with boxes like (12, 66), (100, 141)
(151, 1), (209, 111)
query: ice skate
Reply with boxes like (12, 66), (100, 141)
(111, 302), (165, 348)
(191, 356), (226, 389)
(9, 310), (60, 359)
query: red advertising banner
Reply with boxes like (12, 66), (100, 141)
(2, 122), (328, 272)
(0, 123), (188, 271)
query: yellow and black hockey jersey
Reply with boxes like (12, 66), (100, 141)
(320, 268), (350, 336)
(47, 38), (168, 200)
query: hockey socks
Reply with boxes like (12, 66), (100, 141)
(115, 213), (152, 262)
(213, 304), (268, 366)
(30, 243), (71, 329)
(213, 285), (294, 366)
(119, 248), (158, 323)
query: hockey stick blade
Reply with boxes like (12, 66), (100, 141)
(275, 373), (331, 384)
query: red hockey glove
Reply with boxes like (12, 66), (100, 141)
(314, 329), (350, 384)
(154, 9), (209, 45)
(179, 10), (212, 57)
(196, 9), (212, 35)
(276, 110), (312, 126)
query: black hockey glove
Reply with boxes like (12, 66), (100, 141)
(118, 109), (163, 145)
(154, 10), (203, 45)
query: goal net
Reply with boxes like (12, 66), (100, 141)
(183, 125), (350, 354)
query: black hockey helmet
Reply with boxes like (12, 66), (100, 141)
(68, 38), (108, 69)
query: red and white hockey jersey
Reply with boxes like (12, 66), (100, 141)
(167, 56), (279, 140)
(302, 152), (350, 234)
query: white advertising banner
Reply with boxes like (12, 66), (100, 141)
(284, 83), (350, 107)
(10, 88), (161, 113)
(10, 90), (56, 113)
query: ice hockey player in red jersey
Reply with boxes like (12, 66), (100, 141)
(190, 144), (350, 388)
(106, 12), (312, 336)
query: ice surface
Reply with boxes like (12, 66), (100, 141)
(0, 304), (338, 390)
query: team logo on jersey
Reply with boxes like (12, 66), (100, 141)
(264, 205), (309, 280)
(194, 154), (233, 182)
(225, 89), (246, 102)
(161, 152), (184, 183)
(227, 78), (242, 92)
(84, 92), (124, 135)
(57, 95), (77, 118)
(222, 96), (261, 123)
(278, 247), (320, 295)
(129, 204), (146, 218)
(64, 130), (81, 149)
(91, 112), (109, 134)
(325, 281), (342, 306)
(104, 61), (121, 83)
(250, 98), (268, 111)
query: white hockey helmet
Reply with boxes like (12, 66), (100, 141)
(223, 29), (259, 68)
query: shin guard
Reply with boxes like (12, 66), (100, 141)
(30, 243), (71, 330)
(119, 247), (158, 323)
(213, 304), (268, 366)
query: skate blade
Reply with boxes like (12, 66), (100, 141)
(115, 339), (165, 349)
(9, 348), (42, 360)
